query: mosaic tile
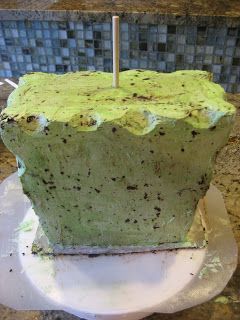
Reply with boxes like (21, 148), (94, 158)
(149, 25), (158, 33)
(177, 35), (186, 45)
(166, 53), (175, 62)
(75, 22), (83, 30)
(158, 34), (167, 43)
(215, 47), (224, 56)
(158, 25), (167, 34)
(43, 29), (50, 39)
(35, 29), (42, 38)
(212, 64), (222, 74)
(185, 55), (194, 64)
(47, 56), (55, 64)
(103, 31), (111, 40)
(204, 55), (212, 64)
(233, 57), (240, 65)
(176, 45), (184, 54)
(0, 21), (239, 92)
(223, 57), (232, 65)
(68, 22), (75, 30)
(167, 42), (175, 53)
(42, 21), (49, 29)
(103, 23), (111, 32)
(4, 70), (12, 77)
(59, 30), (67, 39)
(148, 60), (157, 69)
(226, 47), (235, 56)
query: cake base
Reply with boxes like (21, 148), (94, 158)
(0, 173), (238, 320)
(32, 202), (207, 255)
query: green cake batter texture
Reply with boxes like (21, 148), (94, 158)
(0, 70), (236, 250)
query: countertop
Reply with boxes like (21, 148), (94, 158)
(0, 0), (240, 24)
(0, 81), (239, 319)
(0, 0), (240, 16)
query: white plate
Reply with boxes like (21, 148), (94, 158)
(0, 173), (238, 320)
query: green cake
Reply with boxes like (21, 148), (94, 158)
(0, 70), (235, 254)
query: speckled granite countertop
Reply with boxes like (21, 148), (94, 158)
(1, 0), (240, 15)
(0, 88), (239, 319)
(0, 0), (240, 24)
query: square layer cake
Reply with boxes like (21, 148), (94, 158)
(0, 70), (235, 253)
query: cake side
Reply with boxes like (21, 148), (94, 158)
(0, 116), (233, 247)
(0, 70), (236, 249)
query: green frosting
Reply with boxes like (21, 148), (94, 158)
(3, 70), (235, 134)
(0, 70), (236, 249)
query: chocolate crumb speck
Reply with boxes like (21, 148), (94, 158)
(26, 116), (36, 123)
(210, 126), (216, 131)
(127, 185), (138, 190)
(191, 130), (199, 138)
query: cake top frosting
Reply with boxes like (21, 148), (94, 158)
(1, 70), (235, 134)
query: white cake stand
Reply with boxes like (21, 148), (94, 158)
(0, 173), (238, 320)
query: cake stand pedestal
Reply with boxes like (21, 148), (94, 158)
(0, 173), (238, 320)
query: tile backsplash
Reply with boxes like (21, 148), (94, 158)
(0, 20), (240, 92)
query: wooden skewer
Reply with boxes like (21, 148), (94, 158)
(112, 16), (119, 88)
